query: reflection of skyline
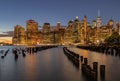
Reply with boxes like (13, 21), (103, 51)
(69, 47), (108, 65)
(24, 55), (38, 81)
(0, 46), (120, 81)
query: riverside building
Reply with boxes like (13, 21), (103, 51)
(13, 16), (120, 45)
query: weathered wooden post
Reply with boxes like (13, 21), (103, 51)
(80, 56), (83, 62)
(81, 64), (85, 72)
(111, 47), (114, 56)
(84, 58), (88, 65)
(1, 56), (4, 59)
(91, 70), (97, 81)
(30, 47), (32, 54)
(100, 65), (105, 77)
(91, 62), (98, 81)
(93, 62), (98, 72)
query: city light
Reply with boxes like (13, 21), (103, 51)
(12, 16), (120, 46)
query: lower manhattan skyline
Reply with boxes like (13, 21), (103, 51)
(1, 0), (120, 81)
(0, 0), (120, 33)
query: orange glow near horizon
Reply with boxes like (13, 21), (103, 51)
(0, 37), (12, 44)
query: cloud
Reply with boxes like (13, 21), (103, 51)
(0, 31), (13, 37)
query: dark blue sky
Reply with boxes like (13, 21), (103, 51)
(0, 0), (120, 33)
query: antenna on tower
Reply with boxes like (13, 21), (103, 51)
(98, 10), (100, 17)
(76, 16), (79, 19)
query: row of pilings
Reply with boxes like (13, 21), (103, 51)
(63, 47), (80, 68)
(12, 45), (57, 60)
(81, 57), (105, 81)
(77, 45), (120, 57)
(1, 49), (10, 59)
(25, 45), (57, 54)
(63, 47), (106, 81)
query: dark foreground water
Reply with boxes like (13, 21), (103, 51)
(0, 46), (120, 81)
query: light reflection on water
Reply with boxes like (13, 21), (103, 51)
(0, 46), (120, 81)
(68, 47), (120, 81)
(0, 46), (84, 81)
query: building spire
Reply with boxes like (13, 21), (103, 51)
(76, 16), (79, 19)
(98, 10), (100, 17)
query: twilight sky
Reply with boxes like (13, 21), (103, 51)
(0, 0), (120, 34)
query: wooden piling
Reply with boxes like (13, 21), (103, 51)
(100, 65), (105, 77)
(84, 58), (88, 65)
(93, 62), (98, 72)
(91, 70), (97, 81)
(1, 56), (4, 59)
(80, 56), (83, 62)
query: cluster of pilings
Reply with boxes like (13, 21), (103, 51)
(26, 45), (57, 54)
(80, 57), (105, 81)
(77, 46), (120, 57)
(63, 47), (106, 81)
(63, 47), (79, 68)
(12, 48), (25, 60)
(1, 49), (10, 59)
(104, 46), (120, 56)
(12, 46), (57, 60)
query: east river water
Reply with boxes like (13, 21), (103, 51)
(0, 46), (120, 81)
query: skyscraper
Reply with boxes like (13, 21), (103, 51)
(96, 10), (102, 28)
(26, 20), (39, 45)
(13, 25), (26, 45)
(92, 20), (97, 28)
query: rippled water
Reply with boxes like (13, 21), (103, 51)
(0, 46), (120, 81)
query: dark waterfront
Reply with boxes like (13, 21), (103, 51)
(0, 46), (120, 81)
